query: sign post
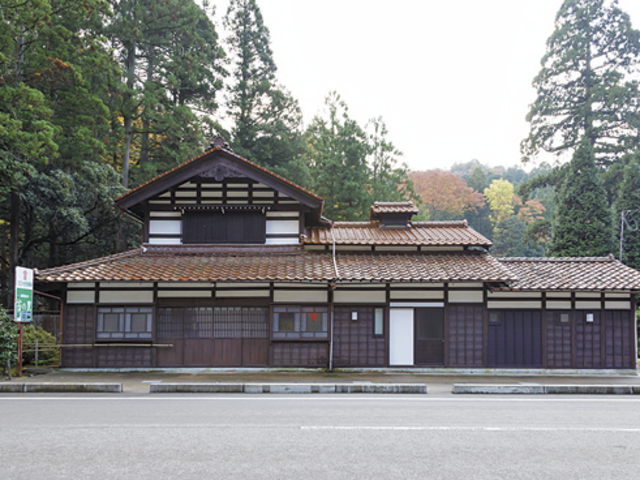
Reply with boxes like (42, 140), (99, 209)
(14, 267), (34, 377)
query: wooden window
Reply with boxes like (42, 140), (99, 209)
(97, 307), (152, 340)
(157, 307), (268, 339)
(182, 211), (266, 244)
(273, 306), (328, 339)
(488, 311), (501, 325)
(374, 308), (384, 336)
(213, 307), (268, 339)
(554, 312), (571, 326)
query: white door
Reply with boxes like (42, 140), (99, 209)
(389, 308), (414, 366)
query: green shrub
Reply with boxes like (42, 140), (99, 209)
(0, 307), (18, 376)
(21, 325), (58, 366)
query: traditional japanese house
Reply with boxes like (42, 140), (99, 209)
(36, 138), (640, 371)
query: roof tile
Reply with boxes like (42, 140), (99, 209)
(304, 221), (491, 246)
(497, 256), (640, 291)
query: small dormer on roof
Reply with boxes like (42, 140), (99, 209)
(369, 201), (419, 228)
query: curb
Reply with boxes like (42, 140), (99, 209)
(0, 383), (123, 393)
(453, 384), (640, 395)
(150, 383), (427, 394)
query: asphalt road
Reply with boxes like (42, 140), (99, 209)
(2, 394), (640, 479)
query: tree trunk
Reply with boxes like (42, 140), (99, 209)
(121, 45), (136, 188)
(139, 48), (155, 167)
(9, 191), (20, 296)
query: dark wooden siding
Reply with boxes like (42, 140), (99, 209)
(575, 311), (601, 368)
(270, 342), (328, 367)
(333, 307), (386, 367)
(156, 307), (269, 366)
(183, 211), (265, 244)
(447, 305), (483, 367)
(96, 346), (152, 368)
(545, 312), (572, 368)
(488, 310), (543, 367)
(604, 311), (635, 368)
(62, 305), (95, 367)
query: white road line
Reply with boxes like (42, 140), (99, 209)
(2, 396), (640, 402)
(301, 426), (640, 433)
(1, 424), (638, 433)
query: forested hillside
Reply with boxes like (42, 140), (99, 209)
(2, 0), (640, 306)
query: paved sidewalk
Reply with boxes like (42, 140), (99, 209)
(3, 368), (640, 395)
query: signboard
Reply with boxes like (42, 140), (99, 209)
(14, 267), (34, 322)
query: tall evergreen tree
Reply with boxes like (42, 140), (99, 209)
(613, 155), (640, 270)
(522, 0), (640, 166)
(0, 0), (111, 302)
(548, 140), (611, 256)
(107, 0), (225, 187)
(305, 92), (371, 221)
(224, 0), (308, 186)
(367, 117), (416, 205)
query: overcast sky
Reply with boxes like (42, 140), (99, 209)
(217, 0), (640, 172)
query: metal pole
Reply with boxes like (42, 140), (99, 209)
(17, 323), (22, 377)
(35, 338), (38, 367)
(620, 211), (625, 262)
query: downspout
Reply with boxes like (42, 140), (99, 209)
(328, 222), (339, 371)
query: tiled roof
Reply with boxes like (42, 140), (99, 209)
(497, 256), (640, 291)
(304, 221), (492, 246)
(337, 252), (515, 282)
(36, 246), (513, 283)
(37, 246), (334, 283)
(370, 202), (419, 217)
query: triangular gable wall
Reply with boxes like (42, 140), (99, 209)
(114, 147), (325, 246)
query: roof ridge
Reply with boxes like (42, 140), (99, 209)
(499, 256), (615, 262)
(411, 221), (468, 227)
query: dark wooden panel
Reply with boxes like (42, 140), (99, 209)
(183, 339), (213, 366)
(156, 340), (184, 367)
(333, 307), (385, 367)
(545, 311), (572, 368)
(575, 311), (601, 368)
(270, 342), (329, 367)
(447, 305), (483, 367)
(488, 310), (542, 367)
(96, 347), (152, 368)
(183, 211), (265, 244)
(62, 305), (95, 367)
(212, 339), (243, 366)
(241, 339), (269, 366)
(604, 311), (635, 369)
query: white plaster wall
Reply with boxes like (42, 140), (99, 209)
(99, 290), (153, 303)
(333, 290), (386, 303)
(273, 290), (327, 303)
(448, 291), (483, 303)
(67, 291), (95, 304)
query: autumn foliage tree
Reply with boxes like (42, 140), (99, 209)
(409, 170), (485, 221)
(484, 179), (519, 226)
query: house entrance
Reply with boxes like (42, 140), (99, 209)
(389, 305), (445, 366)
(156, 306), (269, 367)
(414, 308), (445, 365)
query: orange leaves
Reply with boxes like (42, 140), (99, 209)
(408, 170), (485, 221)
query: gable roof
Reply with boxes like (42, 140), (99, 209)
(114, 140), (325, 223)
(497, 256), (640, 292)
(303, 221), (492, 247)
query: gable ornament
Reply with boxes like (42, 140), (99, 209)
(199, 164), (242, 181)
